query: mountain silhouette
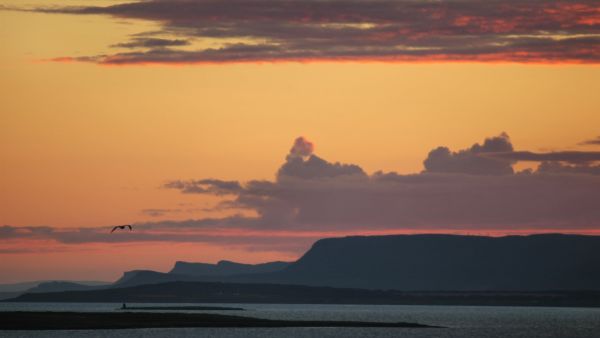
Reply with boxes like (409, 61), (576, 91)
(25, 281), (109, 293)
(112, 260), (290, 287)
(257, 234), (600, 290)
(113, 270), (198, 288)
(0, 280), (110, 300)
(0, 280), (108, 293)
(6, 234), (600, 305)
(169, 260), (290, 276)
(112, 234), (600, 291)
(8, 234), (599, 300)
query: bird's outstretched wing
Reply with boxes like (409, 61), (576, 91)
(110, 224), (133, 233)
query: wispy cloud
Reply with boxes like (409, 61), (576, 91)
(0, 224), (318, 254)
(163, 179), (243, 195)
(111, 37), (190, 49)
(580, 136), (600, 146)
(32, 0), (600, 64)
(483, 150), (600, 163)
(140, 208), (182, 217)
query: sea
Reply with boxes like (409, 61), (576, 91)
(0, 303), (599, 338)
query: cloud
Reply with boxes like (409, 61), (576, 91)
(289, 136), (314, 158)
(163, 179), (242, 195)
(485, 150), (600, 163)
(141, 208), (181, 217)
(423, 133), (515, 175)
(278, 137), (366, 180)
(112, 38), (190, 49)
(0, 223), (317, 254)
(5, 134), (600, 254)
(536, 161), (600, 175)
(277, 154), (367, 180)
(165, 135), (600, 231)
(580, 136), (600, 146)
(34, 0), (600, 64)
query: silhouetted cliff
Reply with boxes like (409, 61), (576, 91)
(113, 260), (290, 287)
(265, 234), (600, 290)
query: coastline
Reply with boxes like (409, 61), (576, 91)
(0, 311), (440, 330)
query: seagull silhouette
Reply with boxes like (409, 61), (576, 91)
(111, 224), (133, 233)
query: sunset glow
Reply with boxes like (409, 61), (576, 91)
(1, 0), (599, 283)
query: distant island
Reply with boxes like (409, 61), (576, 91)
(0, 280), (111, 300)
(4, 234), (600, 307)
(111, 234), (600, 291)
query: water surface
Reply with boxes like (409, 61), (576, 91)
(1, 302), (598, 337)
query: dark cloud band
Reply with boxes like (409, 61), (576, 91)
(580, 136), (600, 146)
(35, 0), (600, 64)
(484, 150), (600, 163)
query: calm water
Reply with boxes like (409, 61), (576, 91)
(1, 302), (599, 338)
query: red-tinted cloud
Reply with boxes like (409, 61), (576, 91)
(289, 136), (315, 158)
(33, 0), (600, 64)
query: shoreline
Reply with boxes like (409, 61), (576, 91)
(0, 311), (440, 330)
(118, 305), (245, 311)
(7, 282), (600, 308)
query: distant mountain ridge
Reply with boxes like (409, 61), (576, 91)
(26, 281), (108, 293)
(113, 270), (200, 288)
(109, 234), (600, 292)
(0, 280), (108, 293)
(170, 260), (290, 276)
(0, 280), (110, 300)
(7, 234), (600, 298)
(112, 260), (291, 288)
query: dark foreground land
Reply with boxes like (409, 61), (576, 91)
(0, 312), (439, 330)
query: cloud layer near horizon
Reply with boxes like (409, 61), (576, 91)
(165, 135), (600, 231)
(37, 0), (600, 64)
(3, 134), (600, 255)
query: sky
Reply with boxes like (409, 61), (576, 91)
(1, 0), (599, 283)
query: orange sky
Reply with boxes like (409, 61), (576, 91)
(1, 1), (599, 283)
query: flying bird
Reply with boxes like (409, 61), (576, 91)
(111, 224), (133, 233)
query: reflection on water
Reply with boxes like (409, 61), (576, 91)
(1, 303), (599, 338)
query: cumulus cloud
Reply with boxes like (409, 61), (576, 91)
(277, 154), (367, 180)
(423, 133), (515, 175)
(278, 137), (365, 180)
(32, 0), (600, 64)
(289, 137), (314, 158)
(5, 134), (600, 254)
(277, 137), (366, 180)
(163, 135), (600, 231)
